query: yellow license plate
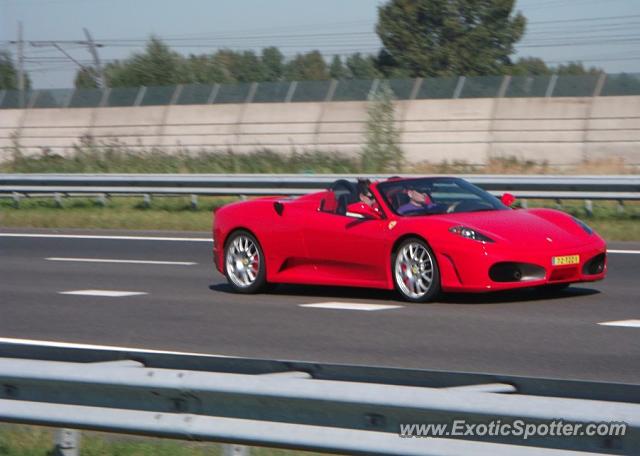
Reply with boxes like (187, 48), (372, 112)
(552, 255), (580, 266)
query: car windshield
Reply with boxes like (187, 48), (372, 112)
(377, 177), (509, 216)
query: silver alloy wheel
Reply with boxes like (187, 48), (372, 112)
(225, 235), (260, 288)
(394, 242), (434, 299)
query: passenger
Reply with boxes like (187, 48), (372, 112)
(356, 178), (375, 206)
(346, 178), (380, 217)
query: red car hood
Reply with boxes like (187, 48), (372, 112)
(429, 209), (594, 249)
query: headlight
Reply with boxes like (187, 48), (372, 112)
(449, 226), (494, 243)
(573, 217), (593, 235)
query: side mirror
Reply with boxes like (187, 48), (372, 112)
(347, 203), (382, 220)
(501, 193), (516, 207)
(273, 201), (285, 216)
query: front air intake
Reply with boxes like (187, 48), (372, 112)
(489, 262), (546, 282)
(583, 253), (606, 275)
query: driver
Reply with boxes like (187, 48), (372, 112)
(397, 185), (443, 215)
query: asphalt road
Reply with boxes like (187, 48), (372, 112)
(1, 228), (639, 383)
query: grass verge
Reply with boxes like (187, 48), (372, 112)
(1, 143), (637, 175)
(0, 196), (231, 232)
(1, 197), (638, 241)
(0, 424), (327, 456)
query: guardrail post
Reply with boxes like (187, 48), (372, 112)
(143, 194), (151, 208)
(54, 192), (64, 208)
(96, 193), (107, 207)
(520, 198), (528, 209)
(555, 198), (562, 210)
(617, 199), (625, 215)
(190, 194), (198, 210)
(584, 199), (594, 217)
(53, 428), (80, 456)
(12, 192), (21, 208)
(222, 444), (249, 456)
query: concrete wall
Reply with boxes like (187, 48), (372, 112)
(1, 96), (639, 165)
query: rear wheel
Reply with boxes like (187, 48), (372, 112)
(393, 238), (440, 303)
(224, 230), (266, 294)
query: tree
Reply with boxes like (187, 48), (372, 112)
(345, 53), (380, 79)
(186, 54), (230, 84)
(329, 55), (348, 79)
(375, 49), (412, 78)
(376, 0), (526, 77)
(555, 61), (601, 76)
(74, 66), (100, 88)
(285, 51), (329, 80)
(361, 82), (404, 173)
(104, 37), (189, 87)
(0, 50), (31, 90)
(228, 50), (268, 82)
(508, 57), (551, 76)
(262, 47), (285, 81)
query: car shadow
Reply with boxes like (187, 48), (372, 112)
(209, 282), (600, 305)
(209, 282), (397, 302)
(440, 286), (601, 305)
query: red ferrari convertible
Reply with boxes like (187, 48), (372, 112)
(213, 177), (606, 302)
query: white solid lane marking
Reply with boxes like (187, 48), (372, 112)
(0, 337), (233, 358)
(598, 319), (640, 328)
(1, 234), (638, 252)
(0, 233), (211, 242)
(59, 290), (148, 297)
(47, 257), (196, 266)
(300, 302), (403, 311)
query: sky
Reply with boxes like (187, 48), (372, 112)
(1, 0), (639, 89)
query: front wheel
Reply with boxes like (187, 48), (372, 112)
(224, 230), (267, 294)
(393, 238), (441, 303)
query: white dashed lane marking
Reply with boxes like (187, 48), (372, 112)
(598, 319), (640, 328)
(47, 257), (196, 266)
(59, 290), (148, 297)
(300, 302), (403, 311)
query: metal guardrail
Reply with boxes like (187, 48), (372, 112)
(1, 174), (639, 201)
(0, 342), (638, 455)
